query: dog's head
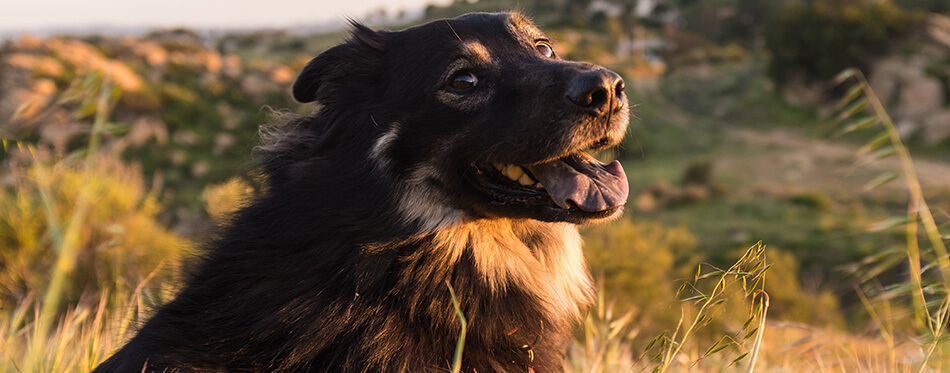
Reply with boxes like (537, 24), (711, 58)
(292, 12), (629, 229)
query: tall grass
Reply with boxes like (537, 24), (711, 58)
(0, 74), (188, 372)
(832, 68), (950, 371)
(569, 242), (770, 372)
(655, 242), (769, 372)
(567, 281), (639, 373)
(446, 281), (467, 373)
(28, 74), (115, 368)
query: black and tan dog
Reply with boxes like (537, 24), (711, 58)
(95, 12), (629, 372)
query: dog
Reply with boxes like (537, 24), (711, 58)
(95, 11), (629, 372)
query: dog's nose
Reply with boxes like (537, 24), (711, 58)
(567, 69), (625, 116)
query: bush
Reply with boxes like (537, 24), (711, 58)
(759, 249), (843, 326)
(581, 219), (697, 328)
(202, 176), (254, 223)
(766, 0), (924, 85)
(0, 153), (192, 310)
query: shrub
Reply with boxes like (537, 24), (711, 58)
(766, 0), (924, 85)
(581, 219), (697, 329)
(759, 249), (842, 326)
(0, 153), (192, 311)
(202, 176), (254, 223)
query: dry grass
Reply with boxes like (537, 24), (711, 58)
(1, 74), (185, 372)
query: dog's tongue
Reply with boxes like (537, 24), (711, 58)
(526, 153), (629, 212)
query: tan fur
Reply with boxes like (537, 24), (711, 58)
(462, 41), (492, 63)
(508, 12), (534, 34)
(505, 12), (546, 46)
(424, 220), (594, 322)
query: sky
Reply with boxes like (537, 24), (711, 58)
(0, 0), (449, 31)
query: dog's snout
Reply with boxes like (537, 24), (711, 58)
(567, 70), (625, 116)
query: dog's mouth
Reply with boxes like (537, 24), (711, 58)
(467, 151), (628, 221)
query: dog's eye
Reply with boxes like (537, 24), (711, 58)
(450, 71), (478, 90)
(535, 41), (555, 59)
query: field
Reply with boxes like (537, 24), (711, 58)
(2, 0), (950, 371)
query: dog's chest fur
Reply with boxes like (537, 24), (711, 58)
(328, 220), (594, 372)
(116, 220), (592, 372)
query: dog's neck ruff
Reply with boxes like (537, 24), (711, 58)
(422, 219), (594, 322)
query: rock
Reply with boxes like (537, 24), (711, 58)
(921, 110), (950, 145)
(897, 75), (944, 119)
(922, 14), (950, 55)
(45, 38), (143, 91)
(40, 119), (86, 154)
(191, 160), (210, 177)
(240, 73), (279, 98)
(31, 79), (56, 96)
(217, 103), (238, 130)
(781, 75), (825, 108)
(11, 88), (51, 119)
(634, 192), (658, 211)
(14, 35), (44, 50)
(127, 116), (168, 146)
(870, 53), (948, 143)
(170, 150), (187, 166)
(682, 184), (709, 203)
(270, 66), (294, 84)
(205, 52), (222, 73)
(868, 56), (903, 106)
(222, 55), (243, 80)
(212, 133), (236, 156)
(173, 130), (199, 146)
(123, 38), (169, 66)
(4, 53), (64, 77)
(896, 119), (920, 140)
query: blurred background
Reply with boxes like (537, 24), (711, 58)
(1, 0), (949, 371)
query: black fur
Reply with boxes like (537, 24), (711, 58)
(95, 12), (629, 372)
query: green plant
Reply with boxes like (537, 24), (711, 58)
(567, 282), (639, 373)
(582, 219), (696, 327)
(766, 0), (924, 85)
(1, 273), (159, 372)
(574, 238), (772, 372)
(832, 67), (950, 370)
(446, 281), (467, 373)
(646, 242), (770, 373)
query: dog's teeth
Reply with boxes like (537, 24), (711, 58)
(493, 163), (503, 171)
(534, 182), (543, 189)
(517, 174), (535, 186)
(504, 165), (524, 181)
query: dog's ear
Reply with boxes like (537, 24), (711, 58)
(292, 22), (384, 103)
